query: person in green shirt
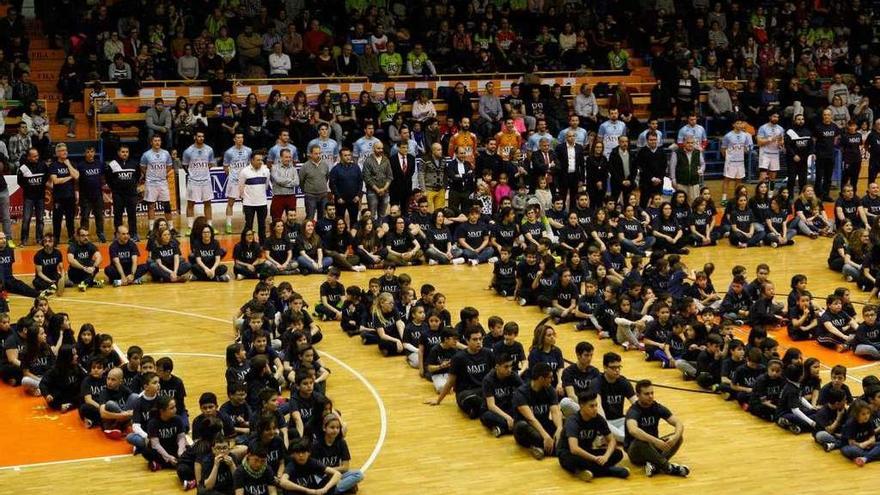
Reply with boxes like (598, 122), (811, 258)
(214, 26), (236, 66)
(607, 42), (629, 73)
(379, 41), (402, 77)
(406, 43), (437, 75)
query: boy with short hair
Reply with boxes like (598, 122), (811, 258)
(127, 371), (159, 453)
(233, 447), (278, 494)
(120, 345), (143, 390)
(315, 267), (345, 321)
(819, 365), (853, 405)
(777, 364), (816, 434)
(192, 392), (236, 440)
(560, 342), (601, 417)
(480, 352), (524, 438)
(750, 359), (785, 420)
(426, 325), (495, 419)
(596, 352), (636, 442)
(425, 329), (459, 393)
(340, 286), (365, 337)
(511, 362), (563, 460)
(278, 438), (344, 494)
(490, 245), (517, 299)
(574, 279), (603, 331)
(219, 382), (252, 439)
(720, 274), (751, 323)
(156, 356), (189, 427)
(492, 322), (526, 373)
(813, 388), (848, 451)
(515, 247), (540, 306)
(625, 379), (689, 477)
(78, 359), (106, 428)
(558, 391), (630, 481)
(484, 316), (505, 348)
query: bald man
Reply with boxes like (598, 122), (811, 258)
(421, 142), (449, 211)
(98, 367), (137, 438)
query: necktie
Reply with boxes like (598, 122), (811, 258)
(402, 156), (407, 174)
(544, 152), (549, 165)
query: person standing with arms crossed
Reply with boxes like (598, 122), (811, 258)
(76, 145), (107, 242)
(299, 144), (331, 222)
(105, 145), (141, 241)
(49, 143), (80, 243)
(16, 148), (46, 246)
(238, 152), (270, 243)
(139, 135), (174, 228)
(181, 130), (216, 235)
(328, 148), (363, 226)
(222, 131), (253, 234)
(363, 141), (392, 220)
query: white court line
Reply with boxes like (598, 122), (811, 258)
(0, 454), (132, 471)
(4, 297), (388, 473)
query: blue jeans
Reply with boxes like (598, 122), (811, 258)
(21, 197), (44, 244)
(620, 236), (655, 256)
(425, 245), (463, 264)
(461, 246), (494, 263)
(335, 470), (364, 493)
(841, 443), (880, 462)
(366, 190), (389, 220)
(296, 255), (333, 274)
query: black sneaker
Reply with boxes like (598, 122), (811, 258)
(644, 461), (657, 477)
(668, 463), (690, 477)
(491, 426), (503, 438)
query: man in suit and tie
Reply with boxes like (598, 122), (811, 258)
(529, 138), (556, 193)
(446, 146), (476, 215)
(390, 141), (416, 208)
(609, 135), (637, 203)
(553, 130), (585, 209)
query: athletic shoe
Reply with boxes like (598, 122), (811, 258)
(824, 442), (837, 452)
(39, 289), (54, 299)
(66, 132), (76, 138)
(93, 279), (105, 289)
(113, 280), (123, 287)
(225, 224), (233, 234)
(149, 460), (162, 472)
(598, 331), (610, 339)
(777, 417), (792, 430)
(644, 462), (657, 477)
(469, 259), (480, 266)
(788, 423), (802, 434)
(576, 470), (593, 482)
(6, 240), (15, 248)
(668, 463), (690, 477)
(104, 429), (123, 440)
(219, 274), (230, 282)
(183, 480), (197, 491)
(428, 259), (438, 266)
(491, 426), (503, 438)
(528, 446), (545, 460)
(854, 457), (867, 467)
(236, 274), (245, 280)
(518, 298), (527, 306)
(770, 241), (778, 248)
(488, 256), (499, 264)
(133, 278), (144, 285)
(78, 281), (88, 292)
(352, 265), (367, 272)
(451, 257), (466, 265)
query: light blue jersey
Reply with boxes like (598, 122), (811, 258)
(757, 123), (784, 157)
(223, 145), (253, 183)
(677, 124), (707, 149)
(353, 136), (381, 167)
(557, 126), (587, 146)
(598, 120), (627, 157)
(307, 137), (341, 169)
(181, 144), (215, 183)
(720, 131), (753, 164)
(527, 132), (557, 152)
(139, 148), (173, 184)
(266, 143), (299, 166)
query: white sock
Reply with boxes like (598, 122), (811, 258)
(226, 216), (232, 226)
(187, 216), (194, 228)
(721, 194), (727, 201)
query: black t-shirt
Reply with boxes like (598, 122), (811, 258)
(521, 220), (544, 239)
(16, 161), (47, 200)
(403, 321), (427, 347)
(842, 418), (875, 443)
(284, 458), (327, 489)
(48, 161), (75, 199)
(384, 229), (414, 253)
(625, 401), (672, 447)
(779, 381), (803, 412)
(320, 281), (345, 308)
(561, 364), (601, 395)
(263, 237), (290, 264)
(559, 413), (611, 455)
(842, 132), (863, 163)
(730, 207), (754, 231)
(109, 240), (140, 263)
(493, 259), (517, 287)
(233, 464), (276, 494)
(147, 415), (187, 456)
(455, 221), (489, 247)
(450, 348), (495, 391)
(481, 369), (524, 413)
(492, 221), (519, 247)
(151, 241), (181, 267)
(378, 275), (400, 298)
(427, 226), (452, 252)
(69, 241), (98, 268)
(752, 373), (784, 405)
(692, 210), (712, 231)
(554, 281), (580, 307)
(80, 374), (106, 399)
(597, 375), (634, 420)
(818, 309), (851, 339)
(197, 454), (234, 492)
(862, 194), (880, 218)
(34, 248), (62, 279)
(516, 260), (540, 287)
(427, 343), (457, 373)
(512, 383), (558, 425)
(734, 364), (766, 389)
(247, 435), (286, 473)
(132, 394), (158, 425)
(492, 340), (526, 372)
(836, 196), (861, 227)
(818, 383), (853, 405)
(77, 160), (105, 198)
(191, 239), (222, 262)
(158, 375), (188, 414)
(106, 158), (140, 194)
(749, 197), (771, 223)
(311, 435), (351, 469)
(813, 122), (840, 156)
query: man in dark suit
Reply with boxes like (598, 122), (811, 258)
(529, 137), (556, 193)
(635, 131), (667, 207)
(447, 146), (476, 215)
(390, 141), (416, 208)
(553, 130), (585, 209)
(608, 135), (637, 203)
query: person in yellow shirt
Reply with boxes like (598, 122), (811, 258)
(448, 117), (478, 163)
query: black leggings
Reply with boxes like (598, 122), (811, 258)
(559, 448), (624, 476)
(3, 276), (38, 298)
(243, 205), (268, 244)
(112, 192), (138, 238)
(455, 388), (485, 419)
(191, 263), (229, 281)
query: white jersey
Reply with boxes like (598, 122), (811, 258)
(181, 144), (215, 183)
(598, 120), (627, 157)
(223, 145), (253, 183)
(353, 136), (380, 167)
(721, 131), (753, 164)
(307, 137), (341, 169)
(757, 123), (784, 157)
(139, 148), (172, 185)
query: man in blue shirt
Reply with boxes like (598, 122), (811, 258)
(77, 145), (107, 242)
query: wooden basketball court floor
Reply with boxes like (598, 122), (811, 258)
(2, 181), (880, 493)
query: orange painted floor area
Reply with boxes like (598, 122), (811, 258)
(0, 384), (131, 467)
(732, 324), (871, 368)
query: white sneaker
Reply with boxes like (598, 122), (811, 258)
(488, 256), (499, 264)
(352, 265), (367, 272)
(469, 259), (480, 266)
(451, 257), (466, 265)
(112, 280), (122, 287)
(236, 274), (245, 281)
(428, 259), (438, 266)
